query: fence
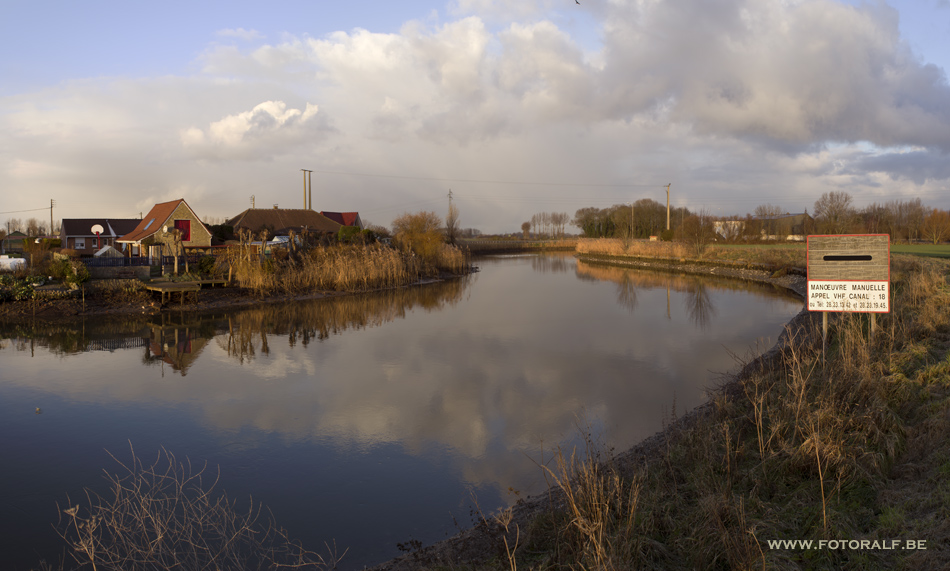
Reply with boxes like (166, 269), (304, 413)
(83, 254), (206, 268)
(83, 256), (151, 267)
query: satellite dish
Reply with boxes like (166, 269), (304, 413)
(90, 224), (104, 234)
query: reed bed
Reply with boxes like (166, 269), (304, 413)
(490, 255), (950, 570)
(224, 243), (470, 295)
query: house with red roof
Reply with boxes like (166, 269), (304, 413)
(319, 211), (363, 229)
(117, 199), (212, 257)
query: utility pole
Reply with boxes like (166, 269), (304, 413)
(301, 169), (313, 209)
(50, 199), (55, 236)
(666, 183), (671, 231)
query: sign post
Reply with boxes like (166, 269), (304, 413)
(807, 234), (890, 361)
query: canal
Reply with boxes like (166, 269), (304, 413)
(0, 253), (802, 569)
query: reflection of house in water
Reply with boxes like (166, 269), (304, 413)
(87, 337), (150, 352)
(146, 320), (212, 376)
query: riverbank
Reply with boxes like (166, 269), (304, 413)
(372, 249), (950, 570)
(0, 273), (464, 324)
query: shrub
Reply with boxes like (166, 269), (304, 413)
(197, 255), (216, 276)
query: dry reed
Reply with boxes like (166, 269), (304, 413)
(56, 445), (341, 570)
(499, 255), (950, 570)
(223, 243), (470, 296)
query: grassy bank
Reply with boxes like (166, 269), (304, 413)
(466, 252), (949, 570)
(577, 238), (806, 270)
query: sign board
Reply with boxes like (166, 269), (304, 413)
(807, 234), (890, 313)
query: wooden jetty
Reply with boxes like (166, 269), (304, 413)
(145, 280), (228, 306)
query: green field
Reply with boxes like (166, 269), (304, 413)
(891, 243), (950, 258)
(715, 242), (950, 259)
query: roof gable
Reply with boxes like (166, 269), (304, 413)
(320, 211), (361, 227)
(118, 199), (208, 243)
(226, 209), (342, 234)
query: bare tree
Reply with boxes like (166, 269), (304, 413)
(753, 204), (784, 218)
(445, 201), (460, 245)
(171, 228), (183, 276)
(813, 191), (856, 234)
(681, 210), (715, 256)
(922, 209), (950, 245)
(905, 197), (926, 242)
(521, 221), (531, 240)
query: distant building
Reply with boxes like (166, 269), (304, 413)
(715, 212), (813, 241)
(117, 199), (212, 256)
(226, 207), (342, 236)
(319, 211), (363, 230)
(61, 218), (141, 254)
(1, 231), (27, 254)
(756, 212), (812, 238)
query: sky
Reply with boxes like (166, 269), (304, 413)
(2, 0), (949, 234)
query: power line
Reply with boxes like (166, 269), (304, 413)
(309, 168), (669, 189)
(0, 207), (50, 215)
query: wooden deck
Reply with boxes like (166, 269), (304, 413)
(145, 283), (200, 306)
(144, 280), (228, 306)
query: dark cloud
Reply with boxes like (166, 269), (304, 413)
(852, 149), (950, 184)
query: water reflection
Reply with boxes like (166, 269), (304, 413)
(576, 261), (778, 329)
(0, 258), (802, 570)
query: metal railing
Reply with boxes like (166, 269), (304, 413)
(83, 257), (151, 267)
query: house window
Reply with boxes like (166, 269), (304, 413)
(174, 220), (191, 242)
(75, 238), (86, 250)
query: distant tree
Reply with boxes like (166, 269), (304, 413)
(922, 209), (950, 245)
(813, 191), (856, 234)
(551, 212), (569, 238)
(521, 221), (531, 240)
(445, 201), (460, 245)
(392, 211), (443, 261)
(611, 205), (635, 248)
(753, 204), (784, 218)
(8, 217), (23, 233)
(905, 198), (926, 242)
(680, 210), (715, 256)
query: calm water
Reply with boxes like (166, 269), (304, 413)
(0, 254), (802, 569)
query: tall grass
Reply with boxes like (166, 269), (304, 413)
(224, 243), (470, 295)
(499, 255), (950, 570)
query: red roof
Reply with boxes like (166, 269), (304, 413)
(320, 211), (361, 227)
(118, 199), (199, 243)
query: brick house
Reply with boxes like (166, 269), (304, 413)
(117, 199), (212, 257)
(61, 218), (141, 255)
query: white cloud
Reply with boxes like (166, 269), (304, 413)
(1, 0), (949, 230)
(216, 27), (264, 41)
(181, 100), (327, 160)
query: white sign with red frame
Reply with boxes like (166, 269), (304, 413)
(806, 234), (890, 313)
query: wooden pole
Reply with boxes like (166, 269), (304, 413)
(822, 312), (828, 367)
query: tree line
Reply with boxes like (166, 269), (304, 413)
(521, 212), (571, 239)
(2, 217), (59, 237)
(568, 193), (950, 244)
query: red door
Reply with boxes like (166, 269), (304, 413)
(174, 220), (191, 241)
